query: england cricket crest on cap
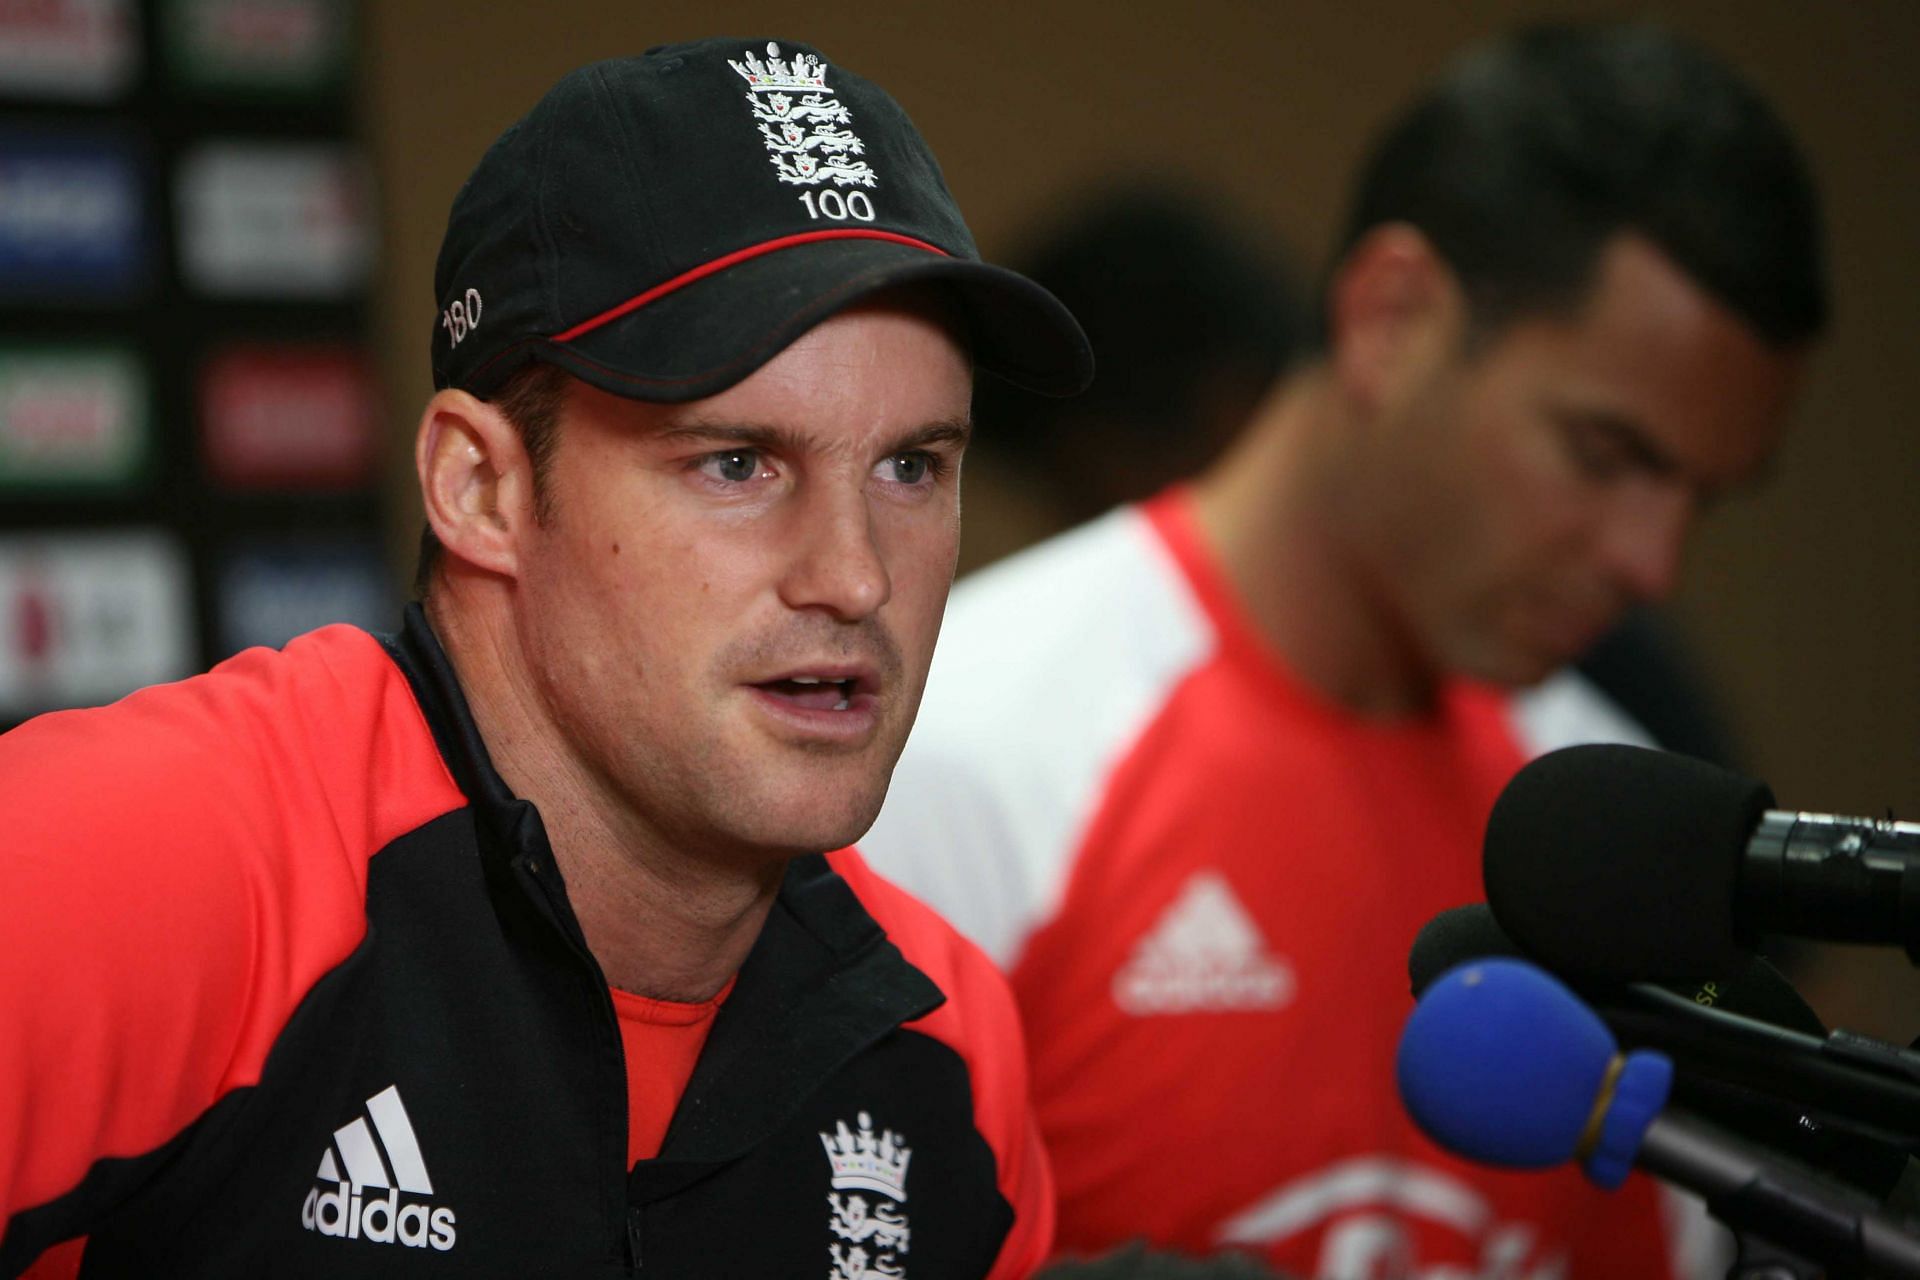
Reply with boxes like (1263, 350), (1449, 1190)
(730, 43), (878, 190)
(821, 1110), (911, 1278)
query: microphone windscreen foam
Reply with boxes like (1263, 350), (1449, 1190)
(1397, 958), (1618, 1169)
(1484, 744), (1774, 983)
(1409, 903), (1525, 997)
(1405, 906), (1911, 1197)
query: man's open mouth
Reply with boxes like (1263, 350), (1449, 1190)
(755, 675), (861, 712)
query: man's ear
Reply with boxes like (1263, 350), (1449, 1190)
(415, 388), (539, 580)
(1325, 223), (1465, 412)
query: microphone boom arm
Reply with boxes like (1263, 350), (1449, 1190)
(1644, 1112), (1920, 1280)
(1608, 985), (1920, 1146)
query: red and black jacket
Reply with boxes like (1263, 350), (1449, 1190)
(0, 605), (1050, 1277)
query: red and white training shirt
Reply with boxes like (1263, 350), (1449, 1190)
(860, 490), (1692, 1278)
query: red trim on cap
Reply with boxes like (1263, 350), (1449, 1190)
(549, 230), (951, 344)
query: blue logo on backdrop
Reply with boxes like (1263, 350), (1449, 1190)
(0, 131), (148, 303)
(217, 540), (392, 656)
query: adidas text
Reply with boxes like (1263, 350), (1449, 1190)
(301, 1183), (455, 1250)
(302, 1085), (455, 1251)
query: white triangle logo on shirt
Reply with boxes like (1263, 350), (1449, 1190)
(1112, 870), (1296, 1014)
(314, 1084), (435, 1193)
(300, 1084), (457, 1250)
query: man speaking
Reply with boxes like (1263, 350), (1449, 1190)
(0, 39), (1089, 1277)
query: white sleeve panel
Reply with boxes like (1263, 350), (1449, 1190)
(1508, 668), (1658, 759)
(858, 508), (1214, 969)
(1661, 1185), (1735, 1280)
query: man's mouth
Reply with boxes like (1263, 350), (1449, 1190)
(741, 659), (887, 742)
(746, 663), (880, 714)
(755, 674), (861, 712)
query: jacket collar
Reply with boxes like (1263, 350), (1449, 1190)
(383, 604), (945, 1182)
(639, 851), (943, 1192)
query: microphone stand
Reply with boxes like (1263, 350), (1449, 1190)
(1728, 1230), (1832, 1280)
(1605, 990), (1920, 1144)
(1646, 1113), (1920, 1280)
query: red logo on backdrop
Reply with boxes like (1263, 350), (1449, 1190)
(201, 0), (327, 61)
(13, 565), (52, 666)
(200, 345), (377, 488)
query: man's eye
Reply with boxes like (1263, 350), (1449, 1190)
(700, 450), (763, 483)
(1560, 422), (1630, 482)
(880, 452), (935, 485)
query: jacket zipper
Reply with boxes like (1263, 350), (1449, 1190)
(517, 854), (638, 1272)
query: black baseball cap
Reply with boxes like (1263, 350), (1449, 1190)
(432, 38), (1092, 402)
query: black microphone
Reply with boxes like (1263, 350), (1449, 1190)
(1410, 904), (1920, 1198)
(1483, 743), (1920, 982)
(1410, 905), (1825, 1028)
(1400, 958), (1920, 1279)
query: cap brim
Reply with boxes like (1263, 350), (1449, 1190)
(523, 237), (1093, 404)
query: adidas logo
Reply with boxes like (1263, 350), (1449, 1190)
(1111, 870), (1296, 1015)
(299, 1084), (456, 1251)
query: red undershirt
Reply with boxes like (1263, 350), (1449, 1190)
(609, 978), (734, 1166)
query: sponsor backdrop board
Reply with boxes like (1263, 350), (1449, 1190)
(0, 0), (142, 102)
(176, 142), (374, 298)
(200, 343), (378, 489)
(0, 529), (194, 715)
(0, 345), (149, 492)
(163, 0), (352, 97)
(0, 0), (383, 728)
(0, 129), (149, 304)
(217, 537), (391, 653)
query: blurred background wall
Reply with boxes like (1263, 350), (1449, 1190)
(367, 0), (1920, 1032)
(370, 1), (1918, 802)
(0, 0), (388, 719)
(5, 2), (1913, 1028)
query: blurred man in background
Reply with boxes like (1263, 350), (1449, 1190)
(862, 22), (1824, 1277)
(967, 184), (1743, 770)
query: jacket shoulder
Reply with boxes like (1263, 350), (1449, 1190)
(0, 626), (467, 1235)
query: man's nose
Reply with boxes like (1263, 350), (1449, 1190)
(777, 482), (891, 621)
(1599, 485), (1694, 604)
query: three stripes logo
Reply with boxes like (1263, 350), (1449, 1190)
(300, 1084), (457, 1251)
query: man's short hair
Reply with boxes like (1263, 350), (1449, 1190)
(1322, 22), (1827, 347)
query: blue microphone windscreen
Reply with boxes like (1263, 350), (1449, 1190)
(1398, 958), (1619, 1169)
(1584, 1049), (1673, 1189)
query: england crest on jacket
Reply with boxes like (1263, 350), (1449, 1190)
(822, 1110), (911, 1279)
